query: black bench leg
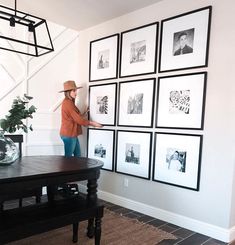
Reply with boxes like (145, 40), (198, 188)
(35, 194), (41, 203)
(95, 217), (102, 245)
(87, 218), (95, 238)
(0, 202), (3, 211)
(19, 198), (23, 207)
(72, 222), (79, 243)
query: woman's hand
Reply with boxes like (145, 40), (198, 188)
(90, 121), (103, 128)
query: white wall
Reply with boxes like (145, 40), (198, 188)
(77, 0), (235, 242)
(0, 21), (89, 156)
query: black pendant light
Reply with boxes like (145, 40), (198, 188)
(0, 0), (54, 57)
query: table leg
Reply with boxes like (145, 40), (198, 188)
(95, 217), (102, 245)
(87, 179), (98, 204)
(87, 218), (95, 238)
(46, 185), (56, 202)
(72, 222), (79, 243)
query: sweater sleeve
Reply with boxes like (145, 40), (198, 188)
(66, 100), (90, 126)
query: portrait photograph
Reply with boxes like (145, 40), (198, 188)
(173, 28), (194, 56)
(166, 148), (187, 173)
(159, 6), (212, 72)
(89, 83), (117, 126)
(153, 132), (202, 191)
(118, 78), (155, 127)
(120, 22), (158, 78)
(156, 72), (207, 129)
(87, 128), (115, 171)
(89, 34), (119, 82)
(116, 130), (152, 179)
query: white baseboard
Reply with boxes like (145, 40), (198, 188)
(78, 184), (233, 243)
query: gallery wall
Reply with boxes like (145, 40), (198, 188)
(0, 0), (234, 242)
(77, 0), (235, 242)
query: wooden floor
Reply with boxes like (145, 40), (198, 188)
(4, 196), (229, 245)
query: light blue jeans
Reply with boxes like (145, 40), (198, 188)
(60, 136), (81, 157)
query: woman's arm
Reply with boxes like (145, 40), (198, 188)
(67, 101), (102, 128)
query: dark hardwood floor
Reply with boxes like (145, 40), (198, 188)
(101, 200), (228, 245)
(3, 196), (229, 245)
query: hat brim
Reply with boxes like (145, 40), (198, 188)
(59, 86), (83, 93)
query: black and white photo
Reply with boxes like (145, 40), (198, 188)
(116, 130), (152, 179)
(166, 148), (186, 172)
(130, 40), (146, 63)
(94, 144), (106, 158)
(156, 72), (207, 129)
(118, 78), (155, 127)
(153, 132), (202, 191)
(159, 6), (212, 72)
(87, 128), (115, 171)
(169, 89), (190, 115)
(173, 28), (194, 56)
(97, 50), (109, 69)
(120, 22), (158, 78)
(127, 93), (143, 114)
(89, 34), (119, 82)
(96, 96), (108, 114)
(125, 143), (140, 164)
(89, 83), (117, 126)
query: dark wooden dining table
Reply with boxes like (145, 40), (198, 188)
(0, 155), (104, 245)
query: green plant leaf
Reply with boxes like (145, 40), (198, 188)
(0, 95), (37, 134)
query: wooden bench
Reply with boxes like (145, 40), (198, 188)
(0, 195), (104, 244)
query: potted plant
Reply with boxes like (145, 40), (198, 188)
(0, 94), (37, 165)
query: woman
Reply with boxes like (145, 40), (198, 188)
(59, 80), (102, 157)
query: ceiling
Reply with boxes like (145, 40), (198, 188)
(0, 0), (163, 31)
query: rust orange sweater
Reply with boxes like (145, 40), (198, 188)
(60, 98), (90, 137)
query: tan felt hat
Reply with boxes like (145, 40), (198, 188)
(59, 80), (83, 92)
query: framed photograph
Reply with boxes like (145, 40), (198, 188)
(116, 130), (152, 179)
(89, 34), (119, 82)
(120, 22), (158, 78)
(159, 6), (212, 72)
(156, 72), (207, 129)
(153, 132), (202, 191)
(118, 78), (155, 127)
(87, 128), (115, 171)
(89, 83), (117, 126)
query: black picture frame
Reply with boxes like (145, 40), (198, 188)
(159, 6), (212, 73)
(152, 132), (203, 191)
(156, 72), (207, 130)
(119, 22), (158, 78)
(89, 33), (119, 82)
(89, 82), (117, 126)
(87, 128), (115, 171)
(115, 130), (152, 180)
(117, 78), (155, 127)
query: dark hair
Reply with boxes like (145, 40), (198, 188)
(64, 90), (75, 102)
(174, 151), (179, 155)
(178, 31), (188, 40)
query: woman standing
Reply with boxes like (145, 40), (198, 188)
(59, 80), (102, 157)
